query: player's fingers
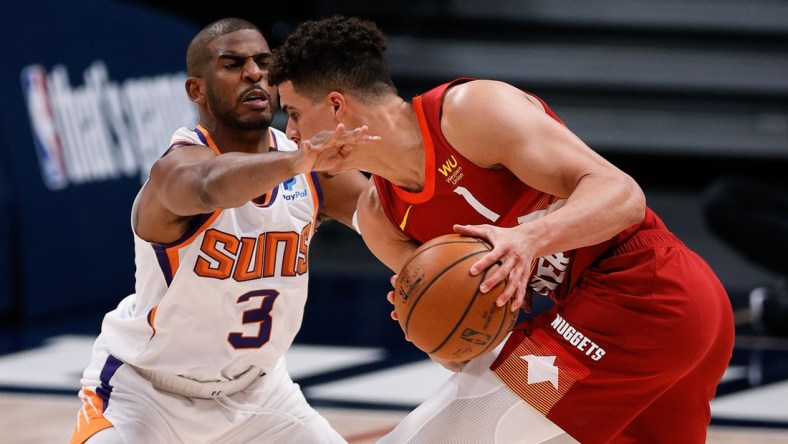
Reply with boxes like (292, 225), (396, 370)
(470, 251), (502, 277)
(314, 124), (346, 148)
(390, 309), (398, 320)
(509, 283), (525, 312)
(386, 290), (395, 305)
(495, 282), (516, 307)
(359, 134), (381, 143)
(505, 261), (527, 311)
(332, 123), (346, 139)
(336, 125), (367, 143)
(452, 223), (490, 239)
(490, 259), (527, 307)
(480, 257), (510, 293)
(307, 125), (342, 147)
(353, 126), (381, 143)
(344, 125), (364, 139)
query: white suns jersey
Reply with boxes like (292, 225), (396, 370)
(99, 125), (320, 382)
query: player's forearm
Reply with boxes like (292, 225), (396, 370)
(528, 173), (645, 257)
(190, 150), (304, 211)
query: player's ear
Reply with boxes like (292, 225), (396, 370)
(185, 77), (205, 104)
(328, 91), (345, 118)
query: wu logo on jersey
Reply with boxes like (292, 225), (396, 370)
(282, 177), (308, 201)
(437, 155), (464, 185)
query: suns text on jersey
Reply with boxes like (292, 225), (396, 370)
(193, 223), (312, 281)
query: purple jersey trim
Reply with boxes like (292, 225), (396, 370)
(96, 355), (123, 412)
(151, 212), (217, 286)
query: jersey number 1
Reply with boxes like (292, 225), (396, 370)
(453, 186), (500, 222)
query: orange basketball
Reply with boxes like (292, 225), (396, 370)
(393, 234), (518, 361)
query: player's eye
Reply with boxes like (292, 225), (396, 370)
(255, 57), (270, 70)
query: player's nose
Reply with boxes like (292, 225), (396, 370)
(286, 119), (300, 145)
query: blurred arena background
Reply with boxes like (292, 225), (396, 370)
(1, 0), (787, 442)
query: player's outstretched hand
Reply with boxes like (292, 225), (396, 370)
(453, 223), (535, 313)
(298, 123), (380, 173)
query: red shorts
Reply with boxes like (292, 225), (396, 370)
(492, 229), (735, 443)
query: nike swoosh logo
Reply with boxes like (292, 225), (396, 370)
(399, 205), (412, 231)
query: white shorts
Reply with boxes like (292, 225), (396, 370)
(74, 349), (346, 444)
(378, 339), (578, 444)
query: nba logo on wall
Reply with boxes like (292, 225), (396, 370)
(20, 61), (195, 191)
(282, 177), (308, 201)
(21, 65), (68, 190)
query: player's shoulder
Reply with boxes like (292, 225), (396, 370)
(271, 126), (297, 152)
(445, 79), (522, 106)
(168, 126), (203, 146)
(443, 80), (542, 127)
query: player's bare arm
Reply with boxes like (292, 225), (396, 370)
(316, 170), (369, 229)
(135, 145), (296, 243)
(355, 184), (414, 317)
(442, 80), (645, 310)
(358, 184), (468, 372)
(136, 127), (374, 244)
(355, 183), (419, 272)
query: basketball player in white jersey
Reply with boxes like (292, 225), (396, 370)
(70, 18), (374, 443)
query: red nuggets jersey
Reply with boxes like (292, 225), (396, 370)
(374, 78), (562, 242)
(374, 79), (734, 443)
(374, 78), (649, 301)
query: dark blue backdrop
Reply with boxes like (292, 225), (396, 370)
(0, 0), (198, 323)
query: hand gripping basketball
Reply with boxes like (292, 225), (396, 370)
(393, 234), (518, 361)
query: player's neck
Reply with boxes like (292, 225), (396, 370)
(361, 101), (425, 192)
(387, 140), (425, 193)
(207, 125), (271, 154)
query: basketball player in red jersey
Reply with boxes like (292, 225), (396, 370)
(269, 15), (735, 444)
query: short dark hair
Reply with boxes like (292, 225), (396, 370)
(268, 15), (396, 102)
(186, 18), (262, 76)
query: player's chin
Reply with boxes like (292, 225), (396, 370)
(239, 110), (273, 128)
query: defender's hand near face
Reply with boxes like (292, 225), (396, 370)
(296, 124), (379, 174)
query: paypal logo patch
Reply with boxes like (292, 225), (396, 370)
(281, 176), (308, 201)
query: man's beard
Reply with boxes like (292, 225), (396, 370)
(207, 94), (272, 131)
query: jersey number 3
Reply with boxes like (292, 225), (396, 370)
(228, 289), (279, 349)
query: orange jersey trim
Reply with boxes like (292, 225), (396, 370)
(147, 305), (159, 337)
(396, 95), (435, 204)
(254, 192), (275, 207)
(70, 388), (114, 444)
(304, 172), (320, 233)
(196, 124), (222, 155)
(162, 210), (222, 278)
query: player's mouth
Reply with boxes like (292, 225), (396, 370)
(240, 88), (270, 109)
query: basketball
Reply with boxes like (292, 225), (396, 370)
(393, 233), (518, 361)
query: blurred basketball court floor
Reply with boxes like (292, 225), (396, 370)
(1, 189), (787, 443)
